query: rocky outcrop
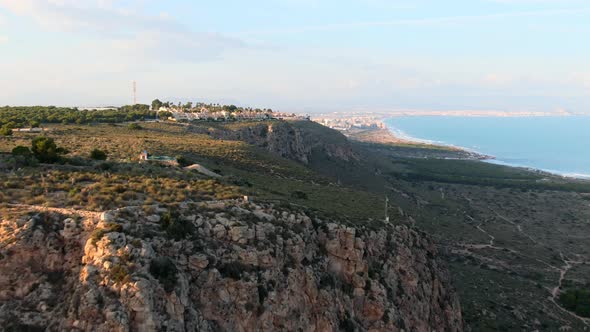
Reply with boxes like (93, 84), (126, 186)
(193, 121), (357, 164)
(0, 202), (463, 331)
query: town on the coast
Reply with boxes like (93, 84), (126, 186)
(154, 101), (308, 122)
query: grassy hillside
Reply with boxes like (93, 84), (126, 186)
(344, 142), (590, 330)
(2, 118), (590, 330)
(0, 121), (384, 222)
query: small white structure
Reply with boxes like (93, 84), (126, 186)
(15, 128), (44, 133)
(139, 150), (149, 161)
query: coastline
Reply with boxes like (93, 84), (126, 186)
(483, 159), (590, 180)
(382, 118), (590, 181)
(384, 122), (494, 158)
(314, 113), (590, 181)
(345, 121), (493, 160)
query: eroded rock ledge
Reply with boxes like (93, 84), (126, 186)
(0, 202), (462, 331)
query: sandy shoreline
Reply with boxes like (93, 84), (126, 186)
(317, 114), (590, 180)
(380, 122), (590, 180)
(345, 125), (492, 160)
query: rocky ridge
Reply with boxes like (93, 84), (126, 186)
(0, 201), (462, 331)
(193, 121), (357, 164)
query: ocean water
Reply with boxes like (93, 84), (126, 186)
(384, 116), (590, 178)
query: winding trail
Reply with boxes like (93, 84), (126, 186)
(552, 254), (573, 299)
(4, 203), (102, 222)
(458, 196), (590, 326)
(490, 207), (540, 245)
(475, 224), (495, 246)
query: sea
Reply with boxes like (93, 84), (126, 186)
(384, 116), (590, 178)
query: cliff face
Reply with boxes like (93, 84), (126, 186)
(196, 121), (357, 164)
(0, 202), (462, 331)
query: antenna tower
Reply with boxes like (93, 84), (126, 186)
(132, 81), (137, 105)
(384, 196), (390, 222)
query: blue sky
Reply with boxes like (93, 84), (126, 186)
(0, 0), (589, 113)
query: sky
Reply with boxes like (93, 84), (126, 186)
(0, 0), (589, 113)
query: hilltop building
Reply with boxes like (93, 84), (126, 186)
(157, 106), (305, 123)
(138, 150), (178, 166)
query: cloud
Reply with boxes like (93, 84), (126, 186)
(240, 7), (590, 36)
(0, 0), (245, 62)
(0, 35), (7, 43)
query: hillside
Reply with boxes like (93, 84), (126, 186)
(0, 202), (462, 331)
(333, 140), (590, 331)
(0, 120), (463, 331)
(2, 118), (590, 331)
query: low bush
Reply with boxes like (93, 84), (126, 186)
(175, 155), (191, 167)
(560, 288), (590, 318)
(218, 261), (252, 280)
(149, 257), (177, 292)
(128, 123), (142, 130)
(291, 190), (308, 200)
(90, 223), (123, 245)
(90, 149), (107, 160)
(161, 210), (195, 240)
(12, 146), (31, 156)
(10, 146), (37, 167)
(0, 125), (12, 136)
(110, 264), (130, 283)
(31, 136), (68, 163)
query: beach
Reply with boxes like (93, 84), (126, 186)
(384, 116), (590, 179)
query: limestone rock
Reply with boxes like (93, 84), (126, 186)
(0, 203), (463, 332)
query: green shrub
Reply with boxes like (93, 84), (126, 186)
(0, 105), (156, 127)
(12, 146), (32, 156)
(128, 123), (142, 130)
(291, 190), (308, 200)
(258, 285), (268, 304)
(339, 316), (356, 332)
(560, 289), (590, 318)
(110, 264), (129, 283)
(90, 149), (107, 160)
(218, 261), (252, 280)
(97, 162), (113, 171)
(161, 210), (195, 240)
(31, 136), (67, 163)
(90, 223), (123, 245)
(10, 146), (37, 167)
(0, 125), (12, 136)
(175, 155), (191, 167)
(149, 257), (177, 292)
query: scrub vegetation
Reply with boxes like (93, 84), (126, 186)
(1, 113), (590, 330)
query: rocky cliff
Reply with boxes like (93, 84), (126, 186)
(0, 202), (462, 331)
(194, 121), (357, 164)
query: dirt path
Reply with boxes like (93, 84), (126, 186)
(552, 253), (573, 299)
(490, 207), (540, 245)
(476, 224), (495, 246)
(551, 254), (589, 300)
(5, 203), (102, 222)
(460, 198), (590, 325)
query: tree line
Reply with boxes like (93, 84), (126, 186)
(0, 105), (156, 131)
(151, 99), (273, 114)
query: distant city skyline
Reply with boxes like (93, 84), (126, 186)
(0, 0), (589, 113)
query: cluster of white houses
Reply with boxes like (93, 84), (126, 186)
(314, 117), (387, 131)
(158, 107), (307, 122)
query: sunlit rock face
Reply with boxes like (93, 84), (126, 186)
(193, 121), (357, 165)
(0, 202), (462, 331)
